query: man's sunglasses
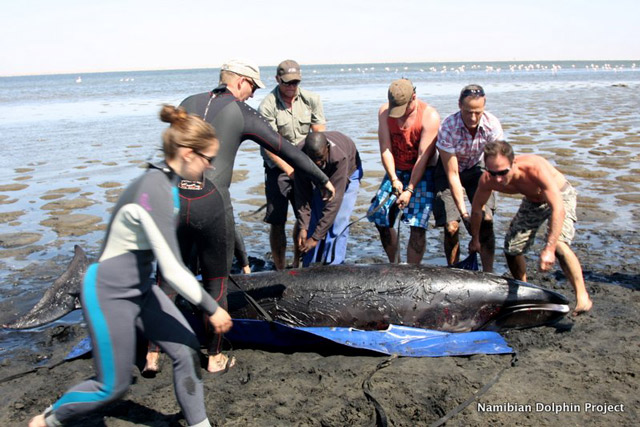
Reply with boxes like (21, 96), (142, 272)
(461, 88), (485, 98)
(281, 80), (300, 86)
(243, 78), (259, 93)
(486, 167), (510, 177)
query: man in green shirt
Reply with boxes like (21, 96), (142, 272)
(258, 59), (327, 269)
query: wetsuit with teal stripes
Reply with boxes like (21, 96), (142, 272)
(44, 162), (218, 427)
(174, 85), (329, 355)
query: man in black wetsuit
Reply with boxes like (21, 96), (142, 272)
(175, 59), (335, 373)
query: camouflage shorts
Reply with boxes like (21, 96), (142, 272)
(504, 183), (577, 256)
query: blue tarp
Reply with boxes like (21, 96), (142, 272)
(452, 252), (479, 271)
(226, 320), (513, 357)
(65, 336), (92, 360)
(66, 320), (512, 360)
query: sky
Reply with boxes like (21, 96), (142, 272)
(1, 0), (639, 76)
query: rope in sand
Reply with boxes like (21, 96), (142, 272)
(360, 352), (518, 427)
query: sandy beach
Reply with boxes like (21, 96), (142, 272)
(1, 63), (639, 426)
(0, 227), (638, 426)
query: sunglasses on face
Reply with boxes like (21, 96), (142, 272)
(243, 77), (258, 93)
(486, 167), (510, 177)
(461, 88), (485, 98)
(194, 151), (215, 165)
(281, 80), (300, 86)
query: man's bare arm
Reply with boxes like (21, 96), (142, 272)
(378, 104), (403, 195)
(469, 175), (493, 253)
(535, 164), (566, 270)
(397, 107), (440, 208)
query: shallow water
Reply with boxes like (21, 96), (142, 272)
(1, 60), (639, 292)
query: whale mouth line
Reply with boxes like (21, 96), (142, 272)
(503, 303), (571, 314)
(479, 302), (571, 331)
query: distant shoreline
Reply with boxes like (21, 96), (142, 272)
(2, 59), (639, 79)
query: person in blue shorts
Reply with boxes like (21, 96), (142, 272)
(367, 79), (440, 264)
(29, 105), (232, 427)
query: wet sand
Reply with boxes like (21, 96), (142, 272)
(0, 229), (638, 426)
(0, 81), (639, 425)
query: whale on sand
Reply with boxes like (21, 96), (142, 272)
(3, 246), (569, 332)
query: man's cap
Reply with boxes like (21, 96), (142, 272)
(277, 59), (302, 82)
(388, 79), (414, 118)
(220, 59), (266, 88)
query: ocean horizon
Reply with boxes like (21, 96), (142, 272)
(2, 59), (638, 78)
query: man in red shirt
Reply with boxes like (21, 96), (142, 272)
(368, 79), (440, 264)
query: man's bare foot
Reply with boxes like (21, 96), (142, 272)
(573, 297), (593, 316)
(207, 353), (236, 374)
(142, 351), (162, 378)
(28, 414), (46, 427)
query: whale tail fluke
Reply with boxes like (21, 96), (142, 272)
(3, 245), (88, 329)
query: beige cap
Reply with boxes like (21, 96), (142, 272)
(388, 79), (414, 118)
(277, 59), (302, 82)
(221, 59), (266, 88)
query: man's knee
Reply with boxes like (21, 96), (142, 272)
(479, 220), (495, 249)
(376, 225), (391, 242)
(409, 227), (426, 251)
(504, 247), (524, 259)
(444, 221), (459, 236)
(554, 241), (575, 262)
(270, 223), (285, 236)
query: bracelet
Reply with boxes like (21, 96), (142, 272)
(404, 187), (414, 194)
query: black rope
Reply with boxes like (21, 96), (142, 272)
(227, 275), (273, 322)
(394, 211), (402, 264)
(239, 203), (267, 219)
(325, 192), (393, 264)
(362, 355), (398, 427)
(429, 352), (518, 427)
(0, 358), (70, 384)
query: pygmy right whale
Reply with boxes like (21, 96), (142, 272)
(3, 246), (569, 332)
(227, 263), (570, 332)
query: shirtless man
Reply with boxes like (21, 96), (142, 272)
(469, 140), (593, 315)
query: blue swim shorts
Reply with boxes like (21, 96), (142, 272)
(367, 168), (434, 229)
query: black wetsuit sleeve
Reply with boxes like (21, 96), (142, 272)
(238, 102), (329, 186)
(294, 170), (314, 233)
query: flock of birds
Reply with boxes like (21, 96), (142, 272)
(336, 62), (637, 75)
(75, 63), (636, 83)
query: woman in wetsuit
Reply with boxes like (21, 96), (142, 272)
(29, 105), (232, 427)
